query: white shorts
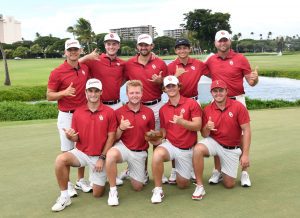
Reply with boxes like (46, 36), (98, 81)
(113, 141), (147, 183)
(145, 100), (164, 130)
(234, 94), (246, 107)
(159, 139), (193, 180)
(199, 137), (242, 178)
(69, 148), (106, 186)
(105, 101), (123, 110)
(57, 111), (74, 151)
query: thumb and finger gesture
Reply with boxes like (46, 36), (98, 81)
(207, 116), (217, 131)
(175, 65), (187, 77)
(169, 111), (184, 124)
(63, 128), (79, 137)
(120, 115), (134, 130)
(64, 82), (76, 97)
(148, 71), (163, 84)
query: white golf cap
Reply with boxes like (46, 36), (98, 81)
(163, 76), (179, 87)
(65, 39), (81, 50)
(104, 33), (121, 43)
(215, 30), (231, 41)
(86, 78), (102, 90)
(137, 34), (153, 45)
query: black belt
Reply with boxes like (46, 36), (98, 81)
(61, 110), (75, 113)
(130, 149), (146, 152)
(229, 97), (236, 100)
(178, 147), (193, 150)
(102, 99), (120, 105)
(191, 96), (198, 100)
(220, 144), (240, 150)
(142, 98), (161, 106)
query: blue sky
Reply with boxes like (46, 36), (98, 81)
(2, 0), (300, 40)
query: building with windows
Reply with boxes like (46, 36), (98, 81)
(110, 25), (156, 41)
(0, 15), (22, 44)
(163, 28), (188, 39)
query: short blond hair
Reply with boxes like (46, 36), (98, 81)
(126, 80), (143, 92)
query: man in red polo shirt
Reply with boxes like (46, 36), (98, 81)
(51, 78), (117, 212)
(124, 33), (169, 183)
(47, 39), (91, 197)
(167, 38), (209, 183)
(192, 80), (251, 200)
(79, 32), (125, 110)
(105, 80), (155, 206)
(151, 76), (202, 204)
(205, 30), (258, 187)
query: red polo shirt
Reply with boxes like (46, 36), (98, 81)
(206, 50), (251, 97)
(115, 104), (155, 151)
(159, 96), (202, 149)
(202, 98), (250, 146)
(84, 53), (125, 101)
(124, 55), (168, 101)
(48, 60), (89, 111)
(168, 57), (209, 98)
(71, 104), (117, 156)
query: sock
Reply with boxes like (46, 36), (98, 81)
(110, 186), (117, 192)
(61, 190), (69, 198)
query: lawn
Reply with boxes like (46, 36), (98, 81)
(1, 107), (299, 218)
(0, 53), (299, 89)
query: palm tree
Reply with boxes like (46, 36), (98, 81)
(0, 42), (11, 85)
(66, 18), (95, 53)
(267, 32), (272, 40)
(250, 32), (254, 39)
(259, 33), (263, 40)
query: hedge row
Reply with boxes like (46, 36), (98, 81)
(0, 86), (47, 101)
(0, 101), (57, 121)
(0, 99), (299, 122)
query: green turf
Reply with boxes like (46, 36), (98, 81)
(0, 108), (299, 218)
(0, 53), (299, 89)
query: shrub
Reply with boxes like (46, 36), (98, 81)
(0, 86), (47, 101)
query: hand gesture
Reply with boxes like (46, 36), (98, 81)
(169, 111), (184, 124)
(88, 48), (100, 61)
(64, 82), (76, 97)
(119, 115), (134, 131)
(175, 65), (187, 77)
(148, 71), (163, 84)
(206, 116), (217, 131)
(63, 128), (79, 139)
(250, 66), (259, 83)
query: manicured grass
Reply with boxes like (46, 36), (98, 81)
(0, 53), (299, 89)
(1, 108), (299, 217)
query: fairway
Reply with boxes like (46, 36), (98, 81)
(0, 53), (299, 88)
(0, 108), (299, 218)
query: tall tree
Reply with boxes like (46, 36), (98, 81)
(0, 42), (11, 85)
(183, 9), (231, 50)
(267, 31), (272, 40)
(66, 18), (95, 53)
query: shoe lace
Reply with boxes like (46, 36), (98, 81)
(80, 179), (90, 187)
(68, 183), (75, 189)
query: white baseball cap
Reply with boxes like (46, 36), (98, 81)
(104, 33), (121, 43)
(215, 30), (231, 41)
(86, 78), (102, 90)
(163, 76), (179, 87)
(65, 39), (81, 50)
(137, 34), (153, 45)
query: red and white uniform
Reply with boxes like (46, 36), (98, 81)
(115, 104), (155, 151)
(206, 50), (251, 97)
(48, 60), (89, 111)
(159, 96), (202, 149)
(168, 57), (209, 98)
(84, 53), (125, 101)
(202, 97), (250, 146)
(71, 104), (117, 156)
(124, 55), (168, 102)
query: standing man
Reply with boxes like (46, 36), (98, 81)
(79, 32), (125, 110)
(124, 34), (169, 183)
(151, 76), (202, 204)
(47, 39), (91, 197)
(167, 38), (209, 183)
(192, 80), (251, 200)
(205, 30), (258, 187)
(51, 78), (117, 212)
(106, 80), (155, 206)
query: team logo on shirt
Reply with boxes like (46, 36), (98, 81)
(99, 115), (104, 120)
(82, 70), (86, 75)
(117, 63), (120, 66)
(228, 112), (233, 117)
(152, 64), (157, 69)
(142, 115), (146, 120)
(191, 66), (195, 70)
(229, 60), (234, 66)
(180, 109), (185, 114)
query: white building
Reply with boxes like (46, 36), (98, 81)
(0, 15), (22, 44)
(110, 25), (156, 41)
(163, 28), (188, 39)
